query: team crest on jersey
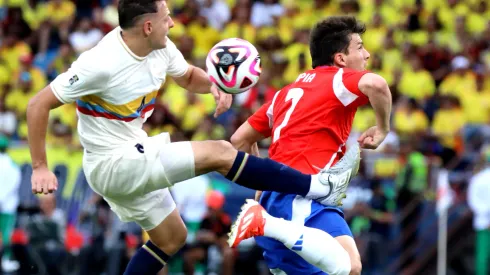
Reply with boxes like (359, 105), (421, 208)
(69, 75), (79, 85)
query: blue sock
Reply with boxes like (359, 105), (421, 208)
(124, 240), (170, 275)
(226, 151), (311, 196)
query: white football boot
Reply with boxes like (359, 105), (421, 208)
(313, 143), (361, 206)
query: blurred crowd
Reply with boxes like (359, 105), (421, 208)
(1, 0), (490, 274)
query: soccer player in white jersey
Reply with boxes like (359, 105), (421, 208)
(26, 1), (361, 274)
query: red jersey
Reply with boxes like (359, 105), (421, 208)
(248, 66), (370, 174)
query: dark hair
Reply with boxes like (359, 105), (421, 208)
(309, 16), (366, 68)
(118, 0), (161, 29)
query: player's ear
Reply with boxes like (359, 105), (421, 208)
(333, 53), (347, 67)
(142, 20), (153, 37)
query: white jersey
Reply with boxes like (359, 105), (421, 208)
(51, 27), (188, 152)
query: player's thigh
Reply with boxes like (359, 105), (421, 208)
(335, 235), (362, 273)
(148, 137), (237, 185)
(306, 210), (361, 273)
(144, 134), (196, 191)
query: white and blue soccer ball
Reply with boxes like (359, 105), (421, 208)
(206, 38), (262, 94)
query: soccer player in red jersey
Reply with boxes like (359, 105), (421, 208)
(228, 16), (392, 275)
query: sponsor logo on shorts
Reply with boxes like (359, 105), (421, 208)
(135, 143), (144, 153)
(69, 75), (79, 85)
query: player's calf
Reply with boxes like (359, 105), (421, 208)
(124, 210), (187, 275)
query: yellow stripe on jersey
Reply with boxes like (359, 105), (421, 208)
(78, 90), (159, 118)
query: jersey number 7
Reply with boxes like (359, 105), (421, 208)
(272, 88), (304, 143)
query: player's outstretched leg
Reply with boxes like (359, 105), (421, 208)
(228, 200), (358, 275)
(185, 141), (361, 206)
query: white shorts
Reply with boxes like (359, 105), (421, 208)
(82, 133), (195, 231)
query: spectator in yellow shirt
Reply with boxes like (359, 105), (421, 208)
(397, 55), (436, 101)
(363, 13), (387, 55)
(368, 53), (393, 87)
(221, 5), (256, 45)
(47, 43), (76, 79)
(187, 15), (221, 59)
(352, 105), (376, 134)
(417, 38), (451, 86)
(0, 62), (10, 98)
(5, 71), (37, 118)
(0, 30), (31, 73)
(461, 75), (490, 125)
(439, 56), (477, 99)
(11, 54), (47, 94)
(41, 0), (76, 26)
(282, 29), (311, 84)
(394, 97), (429, 136)
(431, 96), (465, 152)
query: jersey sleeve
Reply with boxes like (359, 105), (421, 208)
(248, 101), (273, 138)
(341, 69), (370, 106)
(163, 38), (189, 77)
(332, 68), (370, 107)
(50, 51), (110, 104)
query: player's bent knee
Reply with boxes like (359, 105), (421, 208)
(214, 140), (238, 173)
(192, 140), (237, 175)
(147, 209), (188, 255)
(214, 140), (236, 160)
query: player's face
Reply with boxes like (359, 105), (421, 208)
(344, 33), (370, 71)
(149, 1), (174, 49)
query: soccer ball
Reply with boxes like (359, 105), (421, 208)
(206, 38), (261, 94)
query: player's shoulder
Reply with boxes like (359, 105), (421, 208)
(72, 29), (121, 74)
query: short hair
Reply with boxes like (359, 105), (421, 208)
(309, 16), (366, 68)
(118, 0), (161, 29)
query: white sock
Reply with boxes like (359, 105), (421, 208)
(306, 174), (331, 198)
(263, 211), (351, 275)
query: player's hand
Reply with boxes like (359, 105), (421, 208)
(31, 167), (58, 195)
(357, 126), (389, 149)
(210, 85), (232, 118)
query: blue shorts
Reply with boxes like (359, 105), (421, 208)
(255, 191), (353, 275)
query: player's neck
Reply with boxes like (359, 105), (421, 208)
(120, 30), (153, 58)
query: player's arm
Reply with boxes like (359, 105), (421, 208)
(359, 73), (391, 133)
(27, 86), (64, 171)
(173, 65), (212, 94)
(357, 73), (392, 149)
(230, 99), (272, 153)
(231, 101), (273, 201)
(173, 65), (231, 117)
(164, 38), (231, 117)
(27, 52), (109, 194)
(230, 121), (265, 155)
